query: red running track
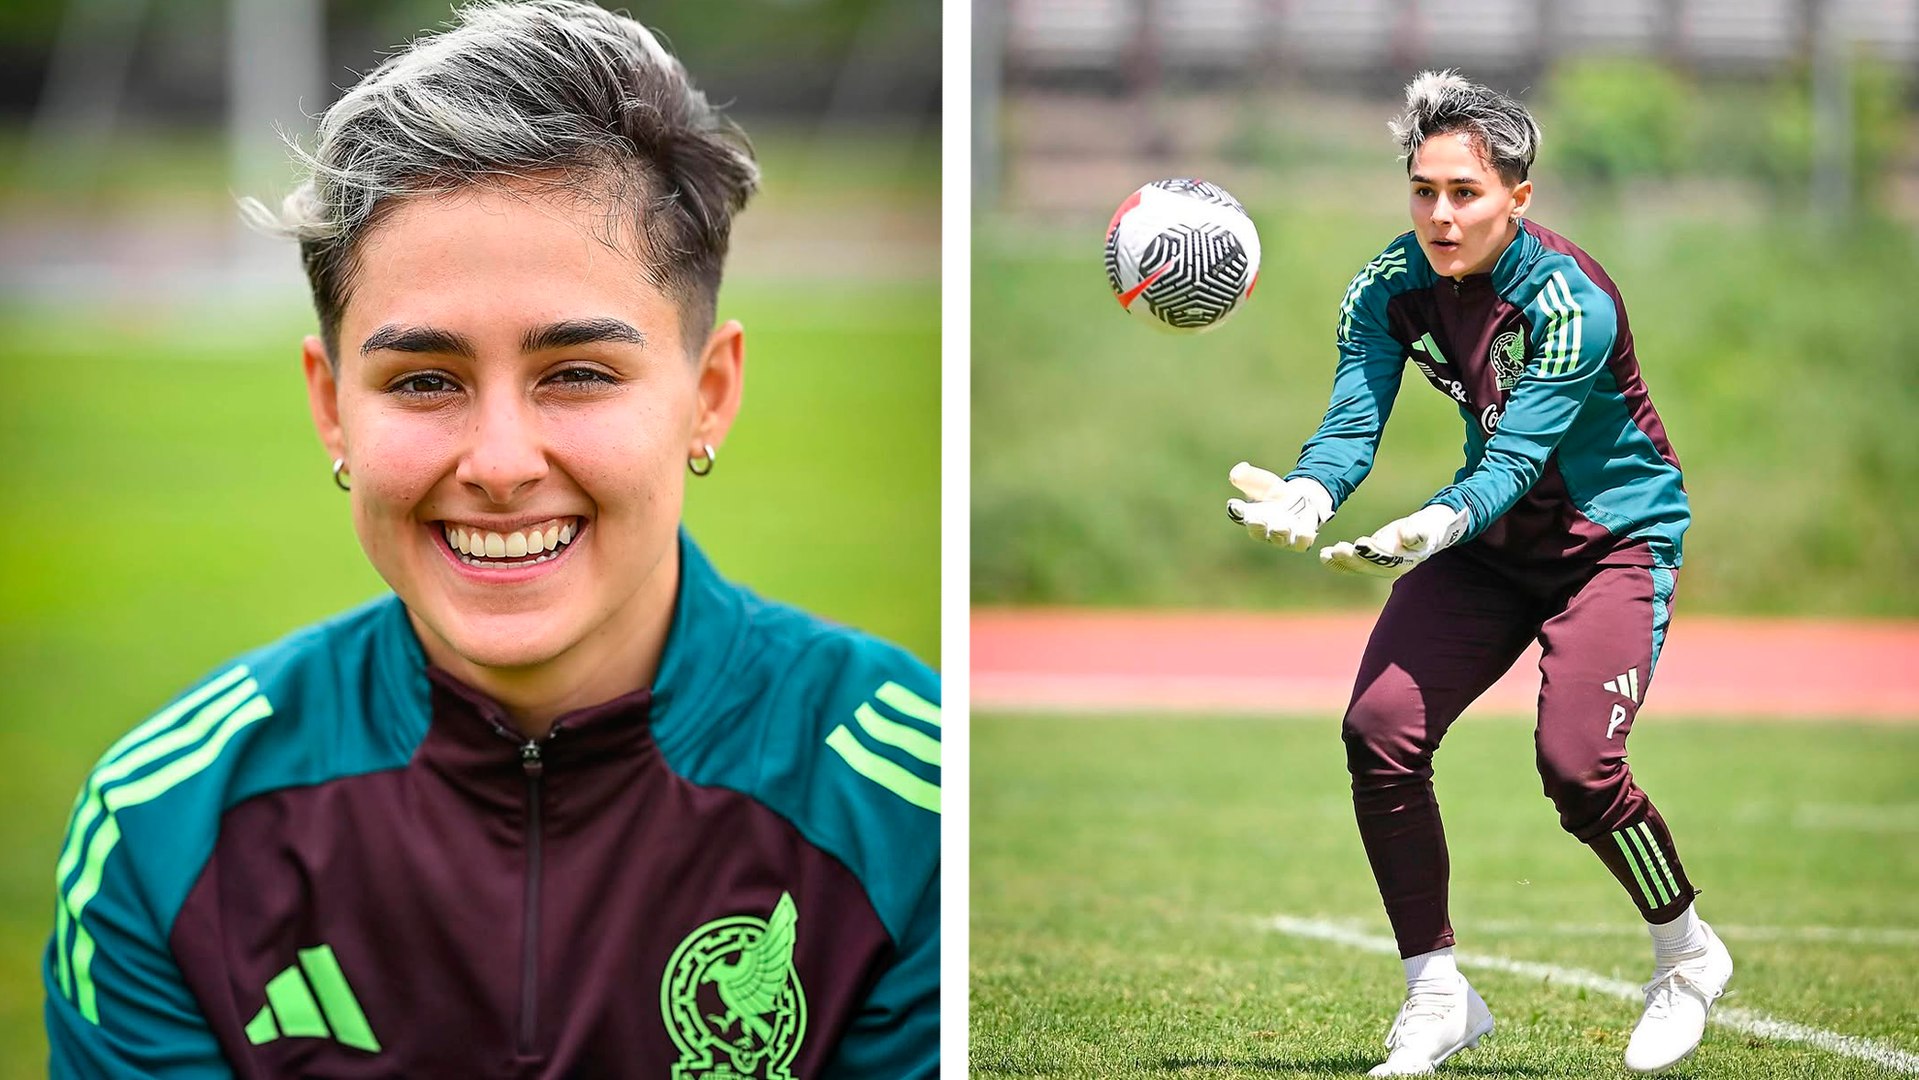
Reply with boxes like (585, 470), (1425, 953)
(972, 609), (1919, 721)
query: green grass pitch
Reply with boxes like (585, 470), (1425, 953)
(973, 712), (1919, 1078)
(0, 279), (936, 1076)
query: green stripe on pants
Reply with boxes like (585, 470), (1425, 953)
(1613, 830), (1660, 908)
(1625, 826), (1672, 906)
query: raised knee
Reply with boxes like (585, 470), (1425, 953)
(1342, 691), (1428, 779)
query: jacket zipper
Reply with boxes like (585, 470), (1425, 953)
(518, 735), (544, 1056)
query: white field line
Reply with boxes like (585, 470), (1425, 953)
(1266, 915), (1919, 1075)
(1466, 918), (1919, 948)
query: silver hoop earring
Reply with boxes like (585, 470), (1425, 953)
(332, 458), (352, 492)
(688, 444), (716, 477)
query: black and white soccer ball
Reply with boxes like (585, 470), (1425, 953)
(1103, 178), (1261, 333)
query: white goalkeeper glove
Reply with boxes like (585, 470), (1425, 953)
(1225, 462), (1334, 552)
(1319, 503), (1470, 579)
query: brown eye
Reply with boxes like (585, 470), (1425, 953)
(547, 367), (615, 387)
(393, 373), (457, 395)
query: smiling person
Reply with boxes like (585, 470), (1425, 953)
(1225, 72), (1727, 1075)
(44, 2), (938, 1077)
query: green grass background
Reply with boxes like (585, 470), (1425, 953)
(972, 204), (1919, 616)
(0, 275), (935, 1075)
(973, 711), (1919, 1078)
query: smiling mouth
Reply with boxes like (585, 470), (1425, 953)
(439, 516), (583, 568)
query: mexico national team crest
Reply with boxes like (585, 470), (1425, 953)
(1491, 329), (1526, 390)
(661, 892), (807, 1080)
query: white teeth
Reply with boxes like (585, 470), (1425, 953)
(443, 517), (580, 563)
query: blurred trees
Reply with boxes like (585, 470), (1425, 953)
(1544, 54), (1913, 213)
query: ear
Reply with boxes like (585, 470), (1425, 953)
(1509, 178), (1534, 220)
(690, 319), (745, 456)
(303, 335), (348, 464)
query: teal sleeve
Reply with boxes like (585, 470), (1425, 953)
(46, 783), (229, 1078)
(1427, 263), (1619, 539)
(821, 868), (939, 1080)
(45, 930), (227, 1079)
(1286, 250), (1410, 508)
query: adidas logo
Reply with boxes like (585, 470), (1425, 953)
(1602, 667), (1641, 704)
(243, 944), (381, 1053)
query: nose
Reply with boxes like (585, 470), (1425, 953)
(456, 387), (548, 505)
(1430, 195), (1452, 228)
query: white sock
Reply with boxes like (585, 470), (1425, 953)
(1648, 902), (1708, 963)
(1403, 946), (1459, 990)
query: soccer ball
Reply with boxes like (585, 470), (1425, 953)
(1103, 178), (1261, 333)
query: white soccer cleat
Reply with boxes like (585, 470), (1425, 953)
(1367, 975), (1494, 1076)
(1624, 923), (1734, 1073)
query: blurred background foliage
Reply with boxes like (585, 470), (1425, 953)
(0, 1), (936, 1073)
(1546, 55), (1910, 201)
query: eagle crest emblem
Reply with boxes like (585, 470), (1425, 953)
(1491, 330), (1526, 390)
(661, 893), (806, 1080)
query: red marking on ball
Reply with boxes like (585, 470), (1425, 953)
(1118, 260), (1173, 310)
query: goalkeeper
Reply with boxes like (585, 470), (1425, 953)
(1228, 71), (1727, 1077)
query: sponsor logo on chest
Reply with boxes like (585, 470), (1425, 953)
(1409, 324), (1527, 431)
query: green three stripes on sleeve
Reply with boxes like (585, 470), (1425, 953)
(1337, 246), (1408, 343)
(1534, 270), (1584, 377)
(52, 665), (275, 1024)
(1613, 821), (1682, 908)
(825, 681), (940, 814)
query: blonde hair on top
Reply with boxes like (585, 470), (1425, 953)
(1388, 69), (1541, 186)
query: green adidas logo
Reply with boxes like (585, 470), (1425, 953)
(244, 944), (381, 1053)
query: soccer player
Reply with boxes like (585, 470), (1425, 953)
(1227, 71), (1729, 1075)
(44, 3), (938, 1076)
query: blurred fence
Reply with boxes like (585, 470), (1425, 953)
(975, 0), (1919, 214)
(995, 0), (1916, 78)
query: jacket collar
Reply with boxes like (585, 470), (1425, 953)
(1489, 219), (1539, 297)
(373, 529), (748, 805)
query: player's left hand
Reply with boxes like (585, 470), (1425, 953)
(1320, 504), (1469, 579)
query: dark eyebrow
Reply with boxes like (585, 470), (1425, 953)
(359, 318), (646, 358)
(522, 317), (646, 353)
(1409, 173), (1482, 187)
(360, 324), (477, 358)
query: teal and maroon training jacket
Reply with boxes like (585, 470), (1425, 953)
(1288, 221), (1690, 568)
(46, 534), (940, 1079)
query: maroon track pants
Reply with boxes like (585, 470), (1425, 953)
(1341, 546), (1696, 958)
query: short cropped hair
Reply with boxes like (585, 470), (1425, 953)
(242, 0), (760, 361)
(1389, 70), (1541, 187)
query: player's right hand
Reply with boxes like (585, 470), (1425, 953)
(1225, 463), (1334, 552)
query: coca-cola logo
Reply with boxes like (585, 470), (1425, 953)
(1479, 403), (1503, 435)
